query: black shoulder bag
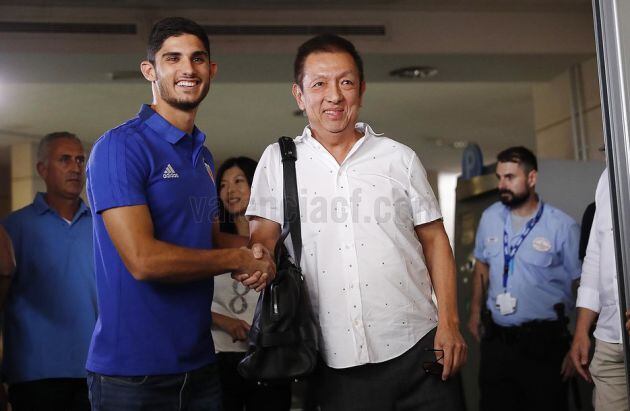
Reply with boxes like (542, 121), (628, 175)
(237, 137), (318, 382)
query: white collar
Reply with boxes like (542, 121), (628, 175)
(295, 122), (383, 143)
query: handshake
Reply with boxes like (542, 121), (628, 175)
(231, 243), (276, 292)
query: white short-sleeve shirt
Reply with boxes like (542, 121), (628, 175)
(211, 274), (260, 353)
(246, 123), (441, 368)
(576, 170), (622, 343)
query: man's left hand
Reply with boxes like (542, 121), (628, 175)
(434, 321), (467, 381)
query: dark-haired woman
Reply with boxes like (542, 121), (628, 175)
(211, 157), (292, 411)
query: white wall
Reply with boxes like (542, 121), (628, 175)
(536, 159), (604, 222)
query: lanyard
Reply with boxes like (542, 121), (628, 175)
(502, 203), (545, 290)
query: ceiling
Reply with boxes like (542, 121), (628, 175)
(0, 0), (597, 172)
(0, 0), (592, 11)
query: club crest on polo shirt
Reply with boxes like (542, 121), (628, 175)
(204, 160), (215, 184)
(162, 164), (179, 179)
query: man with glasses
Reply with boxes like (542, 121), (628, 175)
(468, 146), (580, 411)
(1, 132), (96, 411)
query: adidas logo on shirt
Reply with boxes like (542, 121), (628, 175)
(162, 164), (179, 179)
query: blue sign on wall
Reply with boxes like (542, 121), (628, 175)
(462, 144), (484, 180)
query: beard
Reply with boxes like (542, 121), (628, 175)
(157, 77), (210, 112)
(499, 189), (530, 208)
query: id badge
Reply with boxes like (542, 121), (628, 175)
(496, 292), (517, 315)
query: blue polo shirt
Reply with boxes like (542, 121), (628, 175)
(474, 201), (581, 326)
(86, 104), (218, 376)
(2, 193), (96, 383)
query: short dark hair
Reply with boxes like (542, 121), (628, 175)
(294, 33), (364, 89)
(497, 146), (538, 173)
(37, 131), (82, 163)
(147, 17), (210, 64)
(216, 156), (258, 234)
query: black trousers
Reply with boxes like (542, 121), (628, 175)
(479, 320), (569, 411)
(217, 352), (292, 411)
(311, 328), (465, 411)
(9, 378), (91, 411)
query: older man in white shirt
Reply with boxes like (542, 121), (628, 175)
(570, 169), (628, 411)
(246, 33), (466, 410)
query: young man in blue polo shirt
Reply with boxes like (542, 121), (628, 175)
(86, 17), (274, 410)
(2, 132), (96, 411)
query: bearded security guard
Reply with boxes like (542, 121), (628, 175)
(467, 146), (580, 411)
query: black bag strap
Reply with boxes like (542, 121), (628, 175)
(277, 137), (302, 266)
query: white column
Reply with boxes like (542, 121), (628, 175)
(532, 58), (604, 161)
(10, 142), (44, 211)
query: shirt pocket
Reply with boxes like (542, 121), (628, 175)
(354, 170), (412, 228)
(519, 247), (554, 268)
(482, 242), (502, 263)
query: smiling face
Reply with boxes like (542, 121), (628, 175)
(292, 51), (365, 141)
(219, 166), (251, 216)
(37, 137), (86, 200)
(141, 33), (216, 112)
(496, 161), (537, 208)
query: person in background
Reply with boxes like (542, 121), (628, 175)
(468, 146), (580, 411)
(0, 226), (15, 411)
(0, 225), (14, 310)
(579, 202), (596, 261)
(212, 156), (292, 411)
(2, 131), (97, 411)
(570, 169), (629, 411)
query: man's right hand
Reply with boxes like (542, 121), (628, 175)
(569, 332), (592, 382)
(220, 316), (251, 342)
(467, 312), (481, 342)
(232, 244), (275, 292)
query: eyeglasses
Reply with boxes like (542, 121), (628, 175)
(422, 348), (444, 376)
